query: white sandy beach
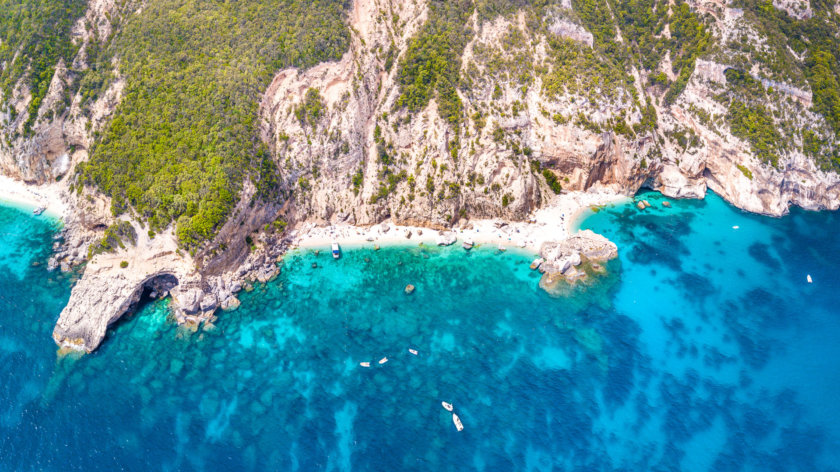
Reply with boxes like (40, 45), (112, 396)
(291, 190), (630, 254)
(0, 174), (67, 218)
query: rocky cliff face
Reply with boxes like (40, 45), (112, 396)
(1, 0), (839, 352)
(260, 0), (840, 223)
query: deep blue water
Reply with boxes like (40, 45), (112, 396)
(0, 191), (838, 471)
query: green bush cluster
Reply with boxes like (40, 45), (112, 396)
(88, 221), (137, 258)
(542, 169), (563, 194)
(76, 0), (351, 249)
(728, 100), (782, 167)
(736, 164), (754, 180)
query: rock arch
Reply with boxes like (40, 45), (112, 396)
(53, 266), (187, 353)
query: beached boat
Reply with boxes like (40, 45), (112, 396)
(498, 245), (506, 252)
(462, 238), (474, 250)
(32, 206), (46, 216)
(331, 242), (341, 259)
(807, 274), (813, 283)
(452, 413), (464, 431)
(359, 362), (370, 367)
(441, 401), (453, 412)
(378, 357), (388, 364)
(409, 348), (418, 355)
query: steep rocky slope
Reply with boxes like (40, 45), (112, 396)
(261, 0), (840, 226)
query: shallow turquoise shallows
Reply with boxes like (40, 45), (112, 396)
(1, 191), (838, 471)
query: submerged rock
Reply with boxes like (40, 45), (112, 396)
(221, 295), (241, 311)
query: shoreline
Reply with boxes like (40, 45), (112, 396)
(290, 190), (630, 254)
(0, 175), (67, 220)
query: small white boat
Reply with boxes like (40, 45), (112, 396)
(462, 238), (474, 250)
(332, 242), (341, 259)
(441, 401), (454, 412)
(498, 245), (506, 252)
(359, 362), (370, 367)
(452, 413), (464, 431)
(378, 357), (388, 364)
(807, 274), (813, 283)
(32, 206), (46, 216)
(732, 225), (740, 229)
(409, 348), (418, 355)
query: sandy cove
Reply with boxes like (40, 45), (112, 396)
(0, 174), (68, 219)
(291, 190), (630, 254)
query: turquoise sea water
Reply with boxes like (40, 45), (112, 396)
(0, 191), (838, 471)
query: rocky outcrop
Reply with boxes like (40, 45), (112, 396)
(539, 230), (618, 280)
(436, 231), (457, 246)
(537, 230), (619, 295)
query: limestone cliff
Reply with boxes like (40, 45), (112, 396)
(260, 0), (840, 224)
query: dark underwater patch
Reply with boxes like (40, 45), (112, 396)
(748, 242), (781, 270)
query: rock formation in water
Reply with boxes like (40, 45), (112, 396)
(0, 0), (838, 350)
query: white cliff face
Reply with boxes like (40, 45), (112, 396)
(261, 0), (839, 227)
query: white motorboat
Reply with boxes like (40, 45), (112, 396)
(452, 413), (464, 431)
(378, 357), (388, 364)
(32, 206), (46, 216)
(332, 242), (341, 259)
(359, 362), (370, 367)
(732, 225), (740, 229)
(441, 401), (453, 412)
(408, 348), (418, 355)
(807, 274), (813, 283)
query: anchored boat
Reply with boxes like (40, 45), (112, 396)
(378, 357), (388, 364)
(331, 242), (341, 259)
(441, 401), (453, 412)
(409, 348), (418, 355)
(452, 413), (464, 431)
(359, 362), (370, 367)
(32, 206), (46, 216)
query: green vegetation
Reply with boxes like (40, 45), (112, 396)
(0, 0), (87, 136)
(542, 169), (563, 194)
(87, 221), (137, 258)
(76, 0), (350, 249)
(295, 88), (326, 128)
(120, 261), (129, 269)
(736, 163), (754, 180)
(396, 0), (473, 126)
(733, 0), (840, 170)
(728, 100), (782, 167)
